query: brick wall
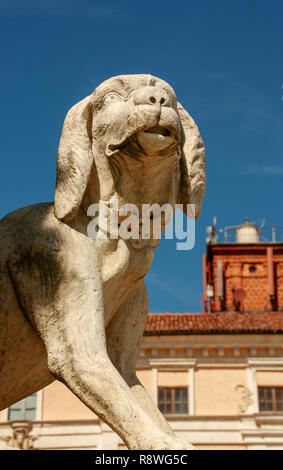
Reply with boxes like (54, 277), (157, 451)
(206, 244), (283, 312)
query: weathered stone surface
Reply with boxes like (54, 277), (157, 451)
(0, 75), (206, 449)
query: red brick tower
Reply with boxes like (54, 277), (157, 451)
(202, 218), (283, 313)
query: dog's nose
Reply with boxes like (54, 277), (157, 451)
(133, 86), (170, 107)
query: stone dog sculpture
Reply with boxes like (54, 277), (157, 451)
(0, 75), (206, 449)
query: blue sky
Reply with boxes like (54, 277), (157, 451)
(0, 0), (282, 313)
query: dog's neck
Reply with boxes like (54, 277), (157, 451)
(108, 144), (181, 208)
(81, 142), (181, 218)
(72, 145), (181, 287)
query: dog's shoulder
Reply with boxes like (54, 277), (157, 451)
(0, 202), (62, 260)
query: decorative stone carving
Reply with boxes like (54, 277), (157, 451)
(202, 348), (209, 357)
(187, 348), (193, 357)
(139, 349), (146, 358)
(151, 348), (159, 357)
(0, 422), (37, 450)
(233, 347), (241, 357)
(169, 348), (176, 358)
(10, 421), (38, 450)
(235, 385), (253, 413)
(0, 436), (13, 450)
(0, 75), (206, 449)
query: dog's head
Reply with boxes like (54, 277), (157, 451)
(54, 74), (206, 222)
(92, 75), (180, 158)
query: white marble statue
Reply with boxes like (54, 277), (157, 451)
(0, 75), (206, 449)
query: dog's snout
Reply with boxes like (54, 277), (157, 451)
(133, 86), (170, 108)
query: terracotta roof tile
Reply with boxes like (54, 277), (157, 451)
(144, 312), (283, 334)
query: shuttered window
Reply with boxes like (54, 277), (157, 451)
(8, 394), (37, 421)
(158, 387), (188, 414)
(258, 387), (283, 412)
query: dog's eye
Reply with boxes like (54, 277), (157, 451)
(103, 93), (122, 106)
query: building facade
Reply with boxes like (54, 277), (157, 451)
(1, 312), (283, 450)
(1, 220), (283, 450)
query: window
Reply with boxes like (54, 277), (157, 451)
(158, 387), (188, 414)
(8, 394), (37, 421)
(258, 387), (283, 412)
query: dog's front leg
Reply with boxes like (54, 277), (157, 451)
(106, 280), (195, 450)
(42, 277), (177, 449)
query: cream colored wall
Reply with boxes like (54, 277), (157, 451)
(158, 371), (187, 387)
(42, 381), (96, 421)
(137, 369), (153, 398)
(256, 371), (283, 386)
(194, 367), (247, 415)
(41, 369), (154, 421)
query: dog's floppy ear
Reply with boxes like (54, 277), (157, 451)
(177, 102), (206, 219)
(54, 95), (94, 221)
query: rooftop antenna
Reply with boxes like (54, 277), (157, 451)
(206, 216), (218, 244)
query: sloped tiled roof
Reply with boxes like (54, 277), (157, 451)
(144, 312), (283, 335)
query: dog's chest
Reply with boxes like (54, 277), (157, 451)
(100, 239), (154, 323)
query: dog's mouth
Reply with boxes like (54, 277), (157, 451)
(106, 123), (180, 157)
(143, 125), (171, 137)
(136, 124), (178, 154)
